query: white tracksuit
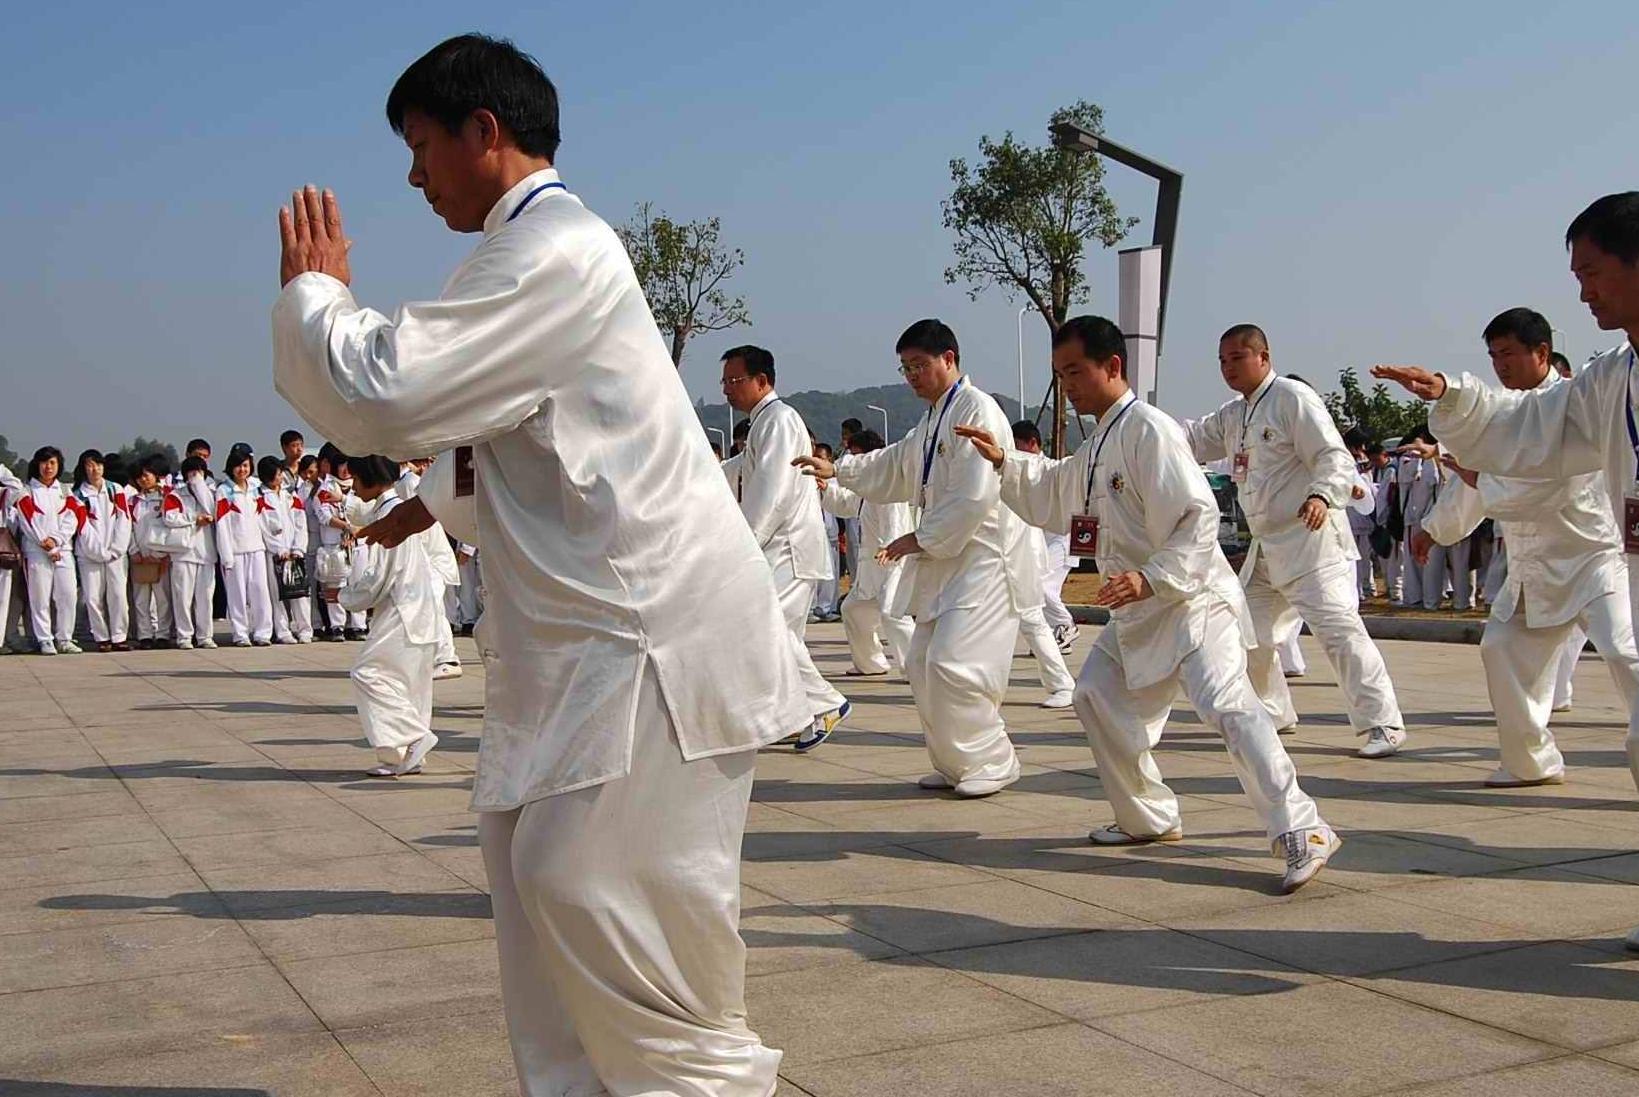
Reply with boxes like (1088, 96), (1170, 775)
(73, 481), (132, 644)
(314, 478), (366, 632)
(1423, 369), (1639, 783)
(833, 378), (1040, 785)
(258, 484), (312, 642)
(216, 480), (273, 644)
(1185, 374), (1404, 735)
(166, 476), (218, 644)
(1001, 391), (1327, 842)
(820, 480), (913, 675)
(340, 495), (441, 765)
(16, 478), (84, 647)
(128, 487), (174, 641)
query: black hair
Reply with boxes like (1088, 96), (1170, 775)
(27, 446), (64, 483)
(813, 441), (834, 460)
(1341, 426), (1368, 450)
(707, 441), (723, 459)
(349, 454), (401, 489)
(849, 429), (886, 453)
(102, 452), (129, 486)
(257, 456), (284, 486)
(1364, 440), (1385, 457)
(1052, 314), (1127, 377)
(722, 345), (775, 384)
(180, 455), (210, 477)
(71, 449), (105, 488)
(895, 318), (959, 364)
(731, 419), (751, 441)
(1565, 192), (1639, 265)
(1220, 323), (1269, 354)
(840, 418), (863, 434)
(1481, 307), (1553, 351)
(1011, 420), (1042, 447)
(297, 454), (319, 474)
(1550, 351), (1571, 370)
(387, 34), (561, 161)
(279, 429), (304, 447)
(317, 442), (345, 465)
(186, 438), (211, 456)
(223, 450), (254, 479)
(140, 454), (172, 479)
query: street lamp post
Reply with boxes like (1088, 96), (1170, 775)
(1016, 303), (1039, 418)
(867, 404), (889, 441)
(705, 427), (725, 456)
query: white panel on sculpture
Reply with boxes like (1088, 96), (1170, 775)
(1118, 245), (1162, 404)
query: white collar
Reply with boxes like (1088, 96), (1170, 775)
(749, 390), (780, 419)
(482, 167), (565, 237)
(1242, 371), (1277, 404)
(1094, 390), (1137, 431)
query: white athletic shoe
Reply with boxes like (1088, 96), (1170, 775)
(232, 639), (252, 648)
(36, 642), (57, 656)
(1357, 726), (1406, 758)
(1278, 826), (1342, 893)
(252, 638), (272, 647)
(1053, 624), (1080, 653)
(1483, 767), (1566, 788)
(918, 772), (954, 790)
(175, 638), (194, 651)
(1551, 701), (1573, 713)
(274, 633), (297, 645)
(1089, 823), (1183, 846)
(954, 771), (1020, 798)
(297, 634), (314, 644)
(197, 638), (218, 650)
(1626, 926), (1639, 953)
(366, 731), (438, 778)
(1040, 689), (1075, 709)
(433, 662), (464, 681)
(58, 640), (83, 655)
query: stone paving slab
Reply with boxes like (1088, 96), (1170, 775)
(0, 624), (1635, 1094)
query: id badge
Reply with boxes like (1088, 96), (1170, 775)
(1069, 514), (1099, 558)
(1231, 450), (1249, 483)
(1625, 497), (1639, 554)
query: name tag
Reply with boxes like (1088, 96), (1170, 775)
(453, 446), (475, 498)
(1626, 498), (1639, 555)
(1069, 514), (1099, 558)
(1231, 450), (1249, 483)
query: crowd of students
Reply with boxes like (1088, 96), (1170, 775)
(0, 431), (483, 661)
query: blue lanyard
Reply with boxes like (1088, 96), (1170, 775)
(1626, 350), (1639, 481)
(1085, 397), (1137, 511)
(920, 377), (966, 493)
(506, 180), (566, 222)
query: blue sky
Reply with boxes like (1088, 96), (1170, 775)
(3, 1), (1634, 459)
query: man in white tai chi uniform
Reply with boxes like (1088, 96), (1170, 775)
(959, 315), (1339, 892)
(1012, 420), (1080, 652)
(1374, 191), (1639, 952)
(1184, 324), (1408, 758)
(795, 319), (1039, 797)
(819, 429), (914, 677)
(271, 34), (804, 1094)
(1411, 307), (1639, 788)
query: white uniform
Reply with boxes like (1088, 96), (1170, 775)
(448, 542), (482, 628)
(16, 479), (84, 648)
(166, 475), (218, 644)
(1040, 530), (1076, 632)
(1018, 527), (1076, 695)
(397, 467), (461, 667)
(258, 483), (313, 642)
(820, 479), (913, 674)
(833, 377), (1039, 786)
(313, 477), (366, 633)
(1430, 352), (1639, 787)
(1422, 369), (1638, 782)
(73, 481), (132, 645)
(1398, 452), (1448, 608)
(273, 168), (798, 1095)
(735, 390), (846, 720)
(1001, 391), (1326, 842)
(128, 487), (175, 642)
(216, 479), (273, 644)
(813, 507), (841, 619)
(1185, 374), (1404, 735)
(340, 494), (441, 765)
(1370, 459), (1403, 599)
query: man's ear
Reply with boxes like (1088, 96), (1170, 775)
(468, 108), (502, 152)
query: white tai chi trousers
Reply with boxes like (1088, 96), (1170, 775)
(771, 557), (846, 719)
(170, 560), (216, 644)
(479, 669), (780, 1097)
(349, 603), (436, 766)
(25, 553), (78, 645)
(1019, 605), (1075, 694)
(1075, 602), (1325, 842)
(1552, 626), (1586, 711)
(131, 570), (171, 642)
(1244, 555), (1403, 733)
(904, 585), (1021, 785)
(0, 569), (12, 649)
(434, 612), (458, 666)
(840, 590), (912, 675)
(79, 556), (129, 644)
(1480, 592), (1639, 787)
(1041, 535), (1075, 632)
(222, 551), (273, 644)
(265, 556), (313, 642)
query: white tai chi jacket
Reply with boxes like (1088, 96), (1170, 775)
(820, 481), (911, 603)
(831, 378), (1040, 621)
(1001, 391), (1254, 689)
(1422, 370), (1626, 629)
(737, 391), (832, 581)
(272, 167), (809, 810)
(340, 495), (444, 645)
(1184, 373), (1358, 585)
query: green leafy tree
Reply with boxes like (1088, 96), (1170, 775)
(1321, 367), (1427, 443)
(616, 203), (750, 368)
(0, 433), (20, 478)
(108, 436), (181, 477)
(943, 100), (1137, 452)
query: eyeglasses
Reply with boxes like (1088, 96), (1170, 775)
(897, 359), (937, 377)
(721, 376), (753, 387)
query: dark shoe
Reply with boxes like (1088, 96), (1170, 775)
(153, 638), (174, 650)
(136, 639), (154, 651)
(344, 628), (367, 642)
(325, 630), (346, 643)
(458, 624), (474, 637)
(96, 642), (113, 653)
(111, 641), (132, 652)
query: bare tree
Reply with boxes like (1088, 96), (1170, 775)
(616, 203), (750, 368)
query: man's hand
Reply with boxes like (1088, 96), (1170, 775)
(876, 532), (922, 564)
(1441, 455), (1479, 489)
(792, 454), (835, 481)
(1092, 570), (1153, 609)
(953, 425), (1006, 469)
(1410, 528), (1435, 567)
(1299, 496), (1329, 531)
(279, 186), (352, 289)
(1371, 365), (1446, 401)
(40, 537), (56, 552)
(1395, 439), (1438, 460)
(360, 496), (435, 549)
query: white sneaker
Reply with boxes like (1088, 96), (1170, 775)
(58, 640), (83, 655)
(1626, 926), (1639, 953)
(297, 634), (314, 644)
(197, 638), (218, 650)
(1089, 823), (1183, 846)
(1053, 624), (1080, 653)
(918, 772), (954, 790)
(1483, 767), (1565, 788)
(1278, 826), (1342, 893)
(1357, 726), (1406, 758)
(175, 638), (194, 651)
(274, 633), (296, 645)
(954, 771), (1021, 798)
(1040, 689), (1075, 709)
(232, 639), (252, 648)
(433, 662), (464, 681)
(252, 638), (272, 647)
(36, 642), (57, 656)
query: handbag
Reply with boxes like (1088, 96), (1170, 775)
(130, 557), (169, 586)
(1367, 524), (1395, 560)
(276, 555), (310, 601)
(315, 544), (350, 586)
(0, 526), (22, 571)
(1384, 484), (1405, 542)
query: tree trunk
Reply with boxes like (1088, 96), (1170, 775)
(669, 326), (689, 368)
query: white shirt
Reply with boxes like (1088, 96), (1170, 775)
(1184, 372), (1358, 585)
(1423, 370), (1625, 628)
(820, 481), (912, 602)
(1001, 391), (1253, 689)
(736, 391), (832, 581)
(396, 467), (461, 589)
(833, 377), (1041, 621)
(273, 167), (809, 810)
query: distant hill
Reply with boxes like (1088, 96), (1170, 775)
(694, 384), (1050, 446)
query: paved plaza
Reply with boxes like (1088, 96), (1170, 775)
(2, 624), (1638, 1095)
